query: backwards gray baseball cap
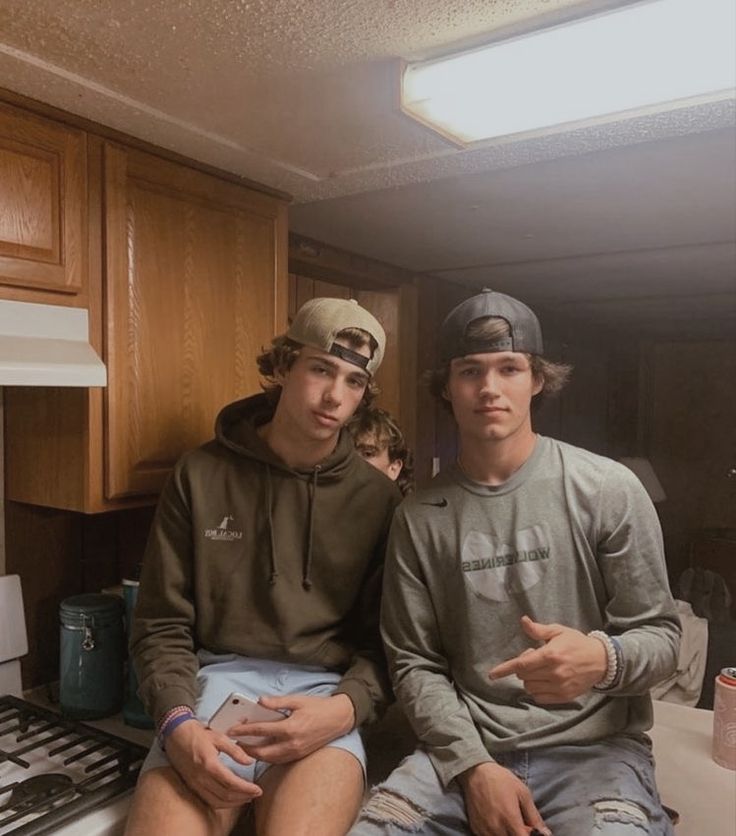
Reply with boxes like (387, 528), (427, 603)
(439, 289), (543, 362)
(287, 297), (386, 376)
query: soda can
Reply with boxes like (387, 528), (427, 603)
(712, 666), (736, 770)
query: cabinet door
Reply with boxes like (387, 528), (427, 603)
(105, 144), (287, 499)
(0, 102), (87, 301)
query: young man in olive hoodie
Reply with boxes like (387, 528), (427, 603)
(126, 298), (401, 836)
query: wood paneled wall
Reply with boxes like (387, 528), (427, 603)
(646, 340), (736, 585)
(530, 315), (736, 590)
(5, 502), (155, 688)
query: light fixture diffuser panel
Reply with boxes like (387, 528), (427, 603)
(401, 0), (736, 144)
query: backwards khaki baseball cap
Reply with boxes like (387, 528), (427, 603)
(287, 297), (386, 376)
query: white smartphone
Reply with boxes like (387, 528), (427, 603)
(207, 691), (286, 745)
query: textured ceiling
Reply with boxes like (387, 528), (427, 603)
(0, 0), (734, 336)
(0, 0), (597, 197)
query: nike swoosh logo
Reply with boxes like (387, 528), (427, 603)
(421, 499), (448, 508)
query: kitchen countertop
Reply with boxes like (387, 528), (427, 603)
(23, 684), (154, 748)
(649, 699), (735, 835)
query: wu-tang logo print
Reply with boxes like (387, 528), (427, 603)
(461, 525), (550, 602)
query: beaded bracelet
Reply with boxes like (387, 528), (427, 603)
(159, 712), (195, 749)
(588, 630), (619, 690)
(156, 704), (192, 733)
(608, 636), (624, 689)
(157, 704), (195, 750)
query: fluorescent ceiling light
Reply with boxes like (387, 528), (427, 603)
(401, 0), (736, 144)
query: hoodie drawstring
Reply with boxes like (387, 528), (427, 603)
(265, 465), (278, 585)
(302, 466), (320, 590)
(265, 463), (319, 590)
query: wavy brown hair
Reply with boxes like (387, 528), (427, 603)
(426, 317), (571, 411)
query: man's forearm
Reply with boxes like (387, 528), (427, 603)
(393, 671), (491, 787)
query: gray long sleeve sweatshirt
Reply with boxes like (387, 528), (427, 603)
(381, 435), (681, 787)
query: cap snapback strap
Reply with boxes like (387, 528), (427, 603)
(329, 342), (370, 370)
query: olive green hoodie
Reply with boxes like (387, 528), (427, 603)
(131, 392), (401, 726)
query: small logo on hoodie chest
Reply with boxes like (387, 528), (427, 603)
(204, 515), (243, 541)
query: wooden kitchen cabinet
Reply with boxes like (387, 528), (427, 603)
(5, 139), (288, 511)
(0, 101), (88, 305)
(103, 144), (287, 499)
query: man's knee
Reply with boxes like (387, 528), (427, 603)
(125, 766), (240, 836)
(353, 788), (429, 833)
(351, 749), (457, 835)
(255, 749), (364, 836)
(591, 798), (652, 832)
(363, 788), (428, 827)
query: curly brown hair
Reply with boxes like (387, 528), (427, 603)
(348, 406), (414, 496)
(256, 329), (379, 406)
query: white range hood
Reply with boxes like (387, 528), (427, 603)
(0, 299), (106, 387)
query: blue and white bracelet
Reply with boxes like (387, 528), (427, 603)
(588, 630), (623, 691)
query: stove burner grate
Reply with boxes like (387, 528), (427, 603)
(0, 695), (148, 835)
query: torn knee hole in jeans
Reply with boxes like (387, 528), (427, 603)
(593, 799), (649, 831)
(361, 788), (427, 830)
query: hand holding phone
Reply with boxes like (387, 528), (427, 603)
(207, 692), (286, 745)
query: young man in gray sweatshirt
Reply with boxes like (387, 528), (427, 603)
(351, 290), (681, 836)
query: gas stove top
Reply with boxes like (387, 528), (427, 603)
(0, 695), (147, 835)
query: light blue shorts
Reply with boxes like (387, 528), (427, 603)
(140, 653), (366, 783)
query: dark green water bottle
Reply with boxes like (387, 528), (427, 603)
(59, 593), (124, 719)
(122, 578), (154, 728)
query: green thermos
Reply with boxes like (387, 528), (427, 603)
(59, 593), (125, 719)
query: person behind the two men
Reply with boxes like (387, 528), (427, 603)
(348, 406), (414, 497)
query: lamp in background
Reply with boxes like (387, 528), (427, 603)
(400, 0), (736, 145)
(619, 457), (666, 504)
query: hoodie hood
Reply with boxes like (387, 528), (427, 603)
(214, 391), (355, 483)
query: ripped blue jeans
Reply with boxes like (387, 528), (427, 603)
(350, 735), (674, 835)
